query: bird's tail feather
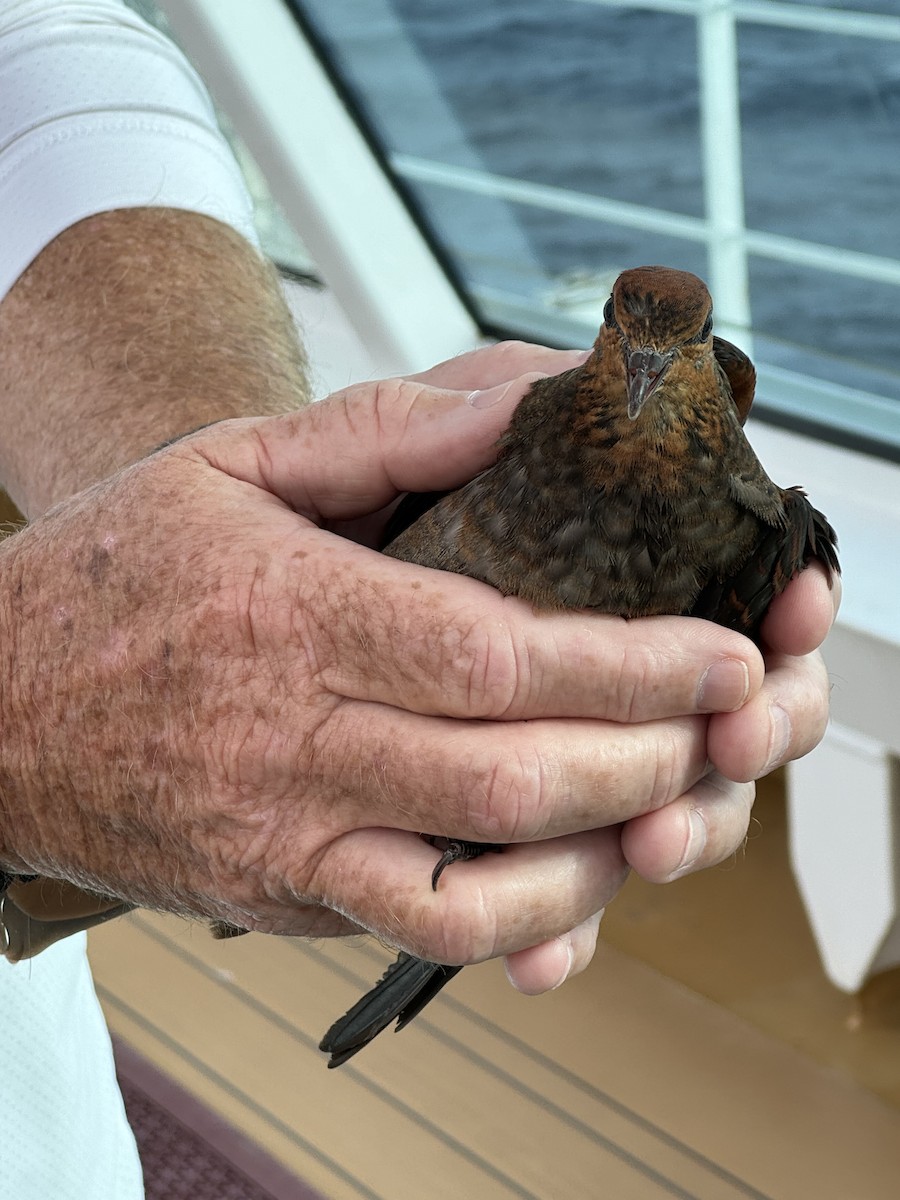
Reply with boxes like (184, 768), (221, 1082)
(319, 951), (462, 1068)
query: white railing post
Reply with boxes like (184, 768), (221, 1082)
(160, 0), (480, 377)
(788, 723), (900, 992)
(696, 0), (752, 347)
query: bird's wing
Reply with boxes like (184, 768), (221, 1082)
(723, 403), (787, 525)
(726, 464), (786, 524)
(384, 364), (588, 556)
(691, 487), (839, 640)
(713, 336), (756, 426)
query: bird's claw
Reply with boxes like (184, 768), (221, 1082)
(424, 837), (504, 890)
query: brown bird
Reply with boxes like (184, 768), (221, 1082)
(319, 265), (839, 1068)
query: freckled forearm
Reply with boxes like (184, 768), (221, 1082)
(0, 206), (311, 873)
(0, 207), (310, 518)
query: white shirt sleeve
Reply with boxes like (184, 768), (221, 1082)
(0, 10), (264, 1198)
(0, 0), (259, 302)
(0, 936), (145, 1200)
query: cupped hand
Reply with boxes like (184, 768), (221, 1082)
(0, 341), (834, 999)
(528, 563), (838, 997)
(619, 562), (837, 886)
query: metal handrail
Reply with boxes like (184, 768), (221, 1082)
(392, 155), (900, 289)
(569, 0), (900, 42)
(392, 0), (900, 347)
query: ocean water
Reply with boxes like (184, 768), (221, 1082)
(299, 0), (900, 402)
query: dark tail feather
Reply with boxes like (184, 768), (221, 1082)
(319, 952), (462, 1068)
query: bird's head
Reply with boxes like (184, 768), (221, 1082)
(603, 266), (714, 419)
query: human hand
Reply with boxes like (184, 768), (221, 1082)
(0, 342), (817, 990)
(510, 564), (837, 996)
(618, 563), (837, 883)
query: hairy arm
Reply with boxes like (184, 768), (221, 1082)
(0, 207), (308, 516)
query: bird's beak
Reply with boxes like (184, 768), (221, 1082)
(625, 347), (673, 419)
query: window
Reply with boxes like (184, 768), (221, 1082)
(288, 0), (900, 458)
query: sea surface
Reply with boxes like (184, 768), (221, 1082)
(299, 0), (900, 404)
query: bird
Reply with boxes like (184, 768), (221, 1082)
(319, 265), (839, 1068)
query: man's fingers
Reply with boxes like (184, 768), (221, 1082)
(298, 826), (626, 964)
(192, 372), (550, 522)
(621, 772), (756, 883)
(704, 563), (835, 783)
(707, 648), (831, 783)
(504, 909), (604, 995)
(289, 531), (763, 724)
(306, 703), (709, 842)
(408, 341), (590, 391)
(760, 560), (839, 657)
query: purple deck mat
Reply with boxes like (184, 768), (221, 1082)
(114, 1040), (325, 1200)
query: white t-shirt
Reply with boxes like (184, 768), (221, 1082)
(2, 934), (145, 1196)
(0, 1), (263, 1195)
(0, 0), (258, 300)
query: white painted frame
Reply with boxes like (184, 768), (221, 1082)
(159, 0), (480, 378)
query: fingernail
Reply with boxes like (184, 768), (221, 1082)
(467, 374), (550, 410)
(673, 809), (708, 877)
(467, 380), (517, 409)
(697, 658), (750, 711)
(549, 936), (575, 990)
(764, 704), (792, 773)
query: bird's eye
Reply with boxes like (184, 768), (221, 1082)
(699, 312), (713, 340)
(603, 297), (616, 328)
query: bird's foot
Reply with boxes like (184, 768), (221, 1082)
(423, 837), (504, 890)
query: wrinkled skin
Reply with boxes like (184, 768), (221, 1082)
(0, 344), (836, 992)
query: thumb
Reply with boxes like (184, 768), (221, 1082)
(192, 372), (547, 521)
